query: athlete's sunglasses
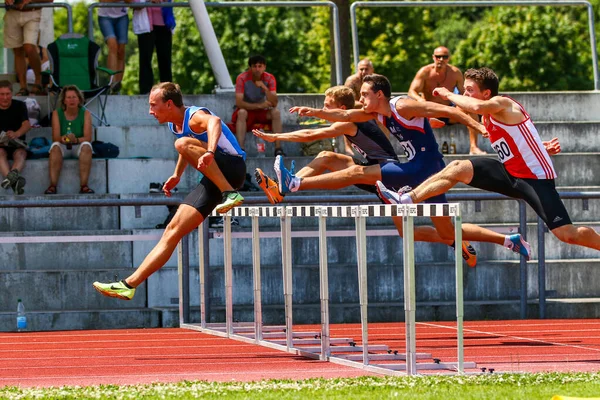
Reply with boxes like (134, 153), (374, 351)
(433, 55), (449, 59)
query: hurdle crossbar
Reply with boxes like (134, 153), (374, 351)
(180, 204), (473, 375)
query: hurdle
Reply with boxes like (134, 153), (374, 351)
(179, 203), (475, 375)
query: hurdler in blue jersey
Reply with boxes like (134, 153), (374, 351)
(289, 74), (532, 266)
(93, 82), (246, 301)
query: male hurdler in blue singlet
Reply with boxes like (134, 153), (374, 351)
(93, 82), (246, 300)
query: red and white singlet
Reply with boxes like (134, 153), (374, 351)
(483, 96), (556, 180)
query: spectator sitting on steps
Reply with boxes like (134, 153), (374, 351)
(0, 80), (30, 194)
(45, 85), (94, 194)
(231, 54), (284, 156)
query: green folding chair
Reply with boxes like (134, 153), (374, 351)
(45, 33), (120, 126)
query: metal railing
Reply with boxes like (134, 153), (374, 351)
(16, 2), (73, 32)
(87, 1), (343, 85)
(2, 191), (598, 320)
(350, 1), (599, 91)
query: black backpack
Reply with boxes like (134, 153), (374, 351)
(92, 140), (120, 158)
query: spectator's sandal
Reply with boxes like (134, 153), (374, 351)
(30, 84), (47, 96)
(80, 185), (95, 194)
(15, 88), (29, 96)
(44, 185), (57, 194)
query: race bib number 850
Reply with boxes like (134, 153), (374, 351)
(491, 137), (514, 163)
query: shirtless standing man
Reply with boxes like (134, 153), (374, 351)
(408, 46), (485, 155)
(345, 59), (375, 102)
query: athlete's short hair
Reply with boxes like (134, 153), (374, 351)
(324, 85), (355, 109)
(0, 80), (12, 90)
(152, 82), (184, 107)
(362, 74), (391, 99)
(464, 67), (499, 97)
(248, 54), (266, 67)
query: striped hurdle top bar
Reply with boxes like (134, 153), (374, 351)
(210, 203), (460, 218)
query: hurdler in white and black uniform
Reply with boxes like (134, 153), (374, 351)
(169, 106), (247, 218)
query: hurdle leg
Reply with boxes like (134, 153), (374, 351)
(224, 214), (233, 336)
(453, 212), (464, 373)
(198, 224), (207, 328)
(177, 234), (190, 325)
(402, 209), (417, 375)
(252, 214), (263, 343)
(280, 209), (294, 349)
(355, 207), (369, 365)
(318, 210), (330, 360)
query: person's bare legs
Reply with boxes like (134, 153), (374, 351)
(125, 204), (204, 287)
(468, 126), (486, 155)
(23, 43), (41, 87)
(392, 216), (505, 245)
(116, 42), (126, 82)
(295, 151), (355, 179)
(10, 148), (26, 173)
(409, 160), (473, 203)
(174, 137), (235, 193)
(48, 146), (63, 186)
(551, 224), (600, 251)
(297, 163), (382, 191)
(106, 37), (119, 78)
(79, 145), (93, 187)
(0, 149), (11, 178)
(235, 109), (248, 150)
(13, 47), (28, 92)
(268, 108), (283, 151)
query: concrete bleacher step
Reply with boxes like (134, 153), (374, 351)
(0, 308), (161, 332)
(11, 152), (599, 197)
(88, 119), (600, 158)
(0, 268), (147, 313)
(99, 92), (600, 127)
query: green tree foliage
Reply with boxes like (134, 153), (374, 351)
(51, 1), (599, 94)
(453, 6), (594, 91)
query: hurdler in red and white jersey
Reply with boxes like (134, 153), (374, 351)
(483, 96), (556, 180)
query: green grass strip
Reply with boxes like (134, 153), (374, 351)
(1, 372), (600, 400)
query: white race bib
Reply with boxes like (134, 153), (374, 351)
(491, 137), (515, 163)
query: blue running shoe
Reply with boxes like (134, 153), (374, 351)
(508, 234), (532, 261)
(274, 155), (296, 194)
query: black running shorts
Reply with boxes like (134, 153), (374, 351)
(182, 150), (246, 219)
(469, 158), (571, 230)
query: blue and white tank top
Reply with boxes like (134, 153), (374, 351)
(168, 106), (246, 160)
(377, 96), (443, 162)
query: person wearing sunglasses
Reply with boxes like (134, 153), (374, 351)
(408, 46), (486, 155)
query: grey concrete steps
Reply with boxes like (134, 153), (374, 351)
(10, 152), (598, 196)
(89, 120), (600, 159)
(0, 308), (160, 332)
(98, 92), (600, 127)
(0, 268), (146, 313)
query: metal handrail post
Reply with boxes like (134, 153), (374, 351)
(26, 3), (73, 33)
(350, 1), (598, 90)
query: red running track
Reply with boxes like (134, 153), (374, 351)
(1, 319), (600, 387)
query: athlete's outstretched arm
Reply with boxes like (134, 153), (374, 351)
(289, 106), (375, 123)
(396, 98), (487, 136)
(433, 87), (507, 115)
(252, 122), (354, 143)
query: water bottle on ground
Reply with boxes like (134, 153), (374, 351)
(17, 298), (27, 332)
